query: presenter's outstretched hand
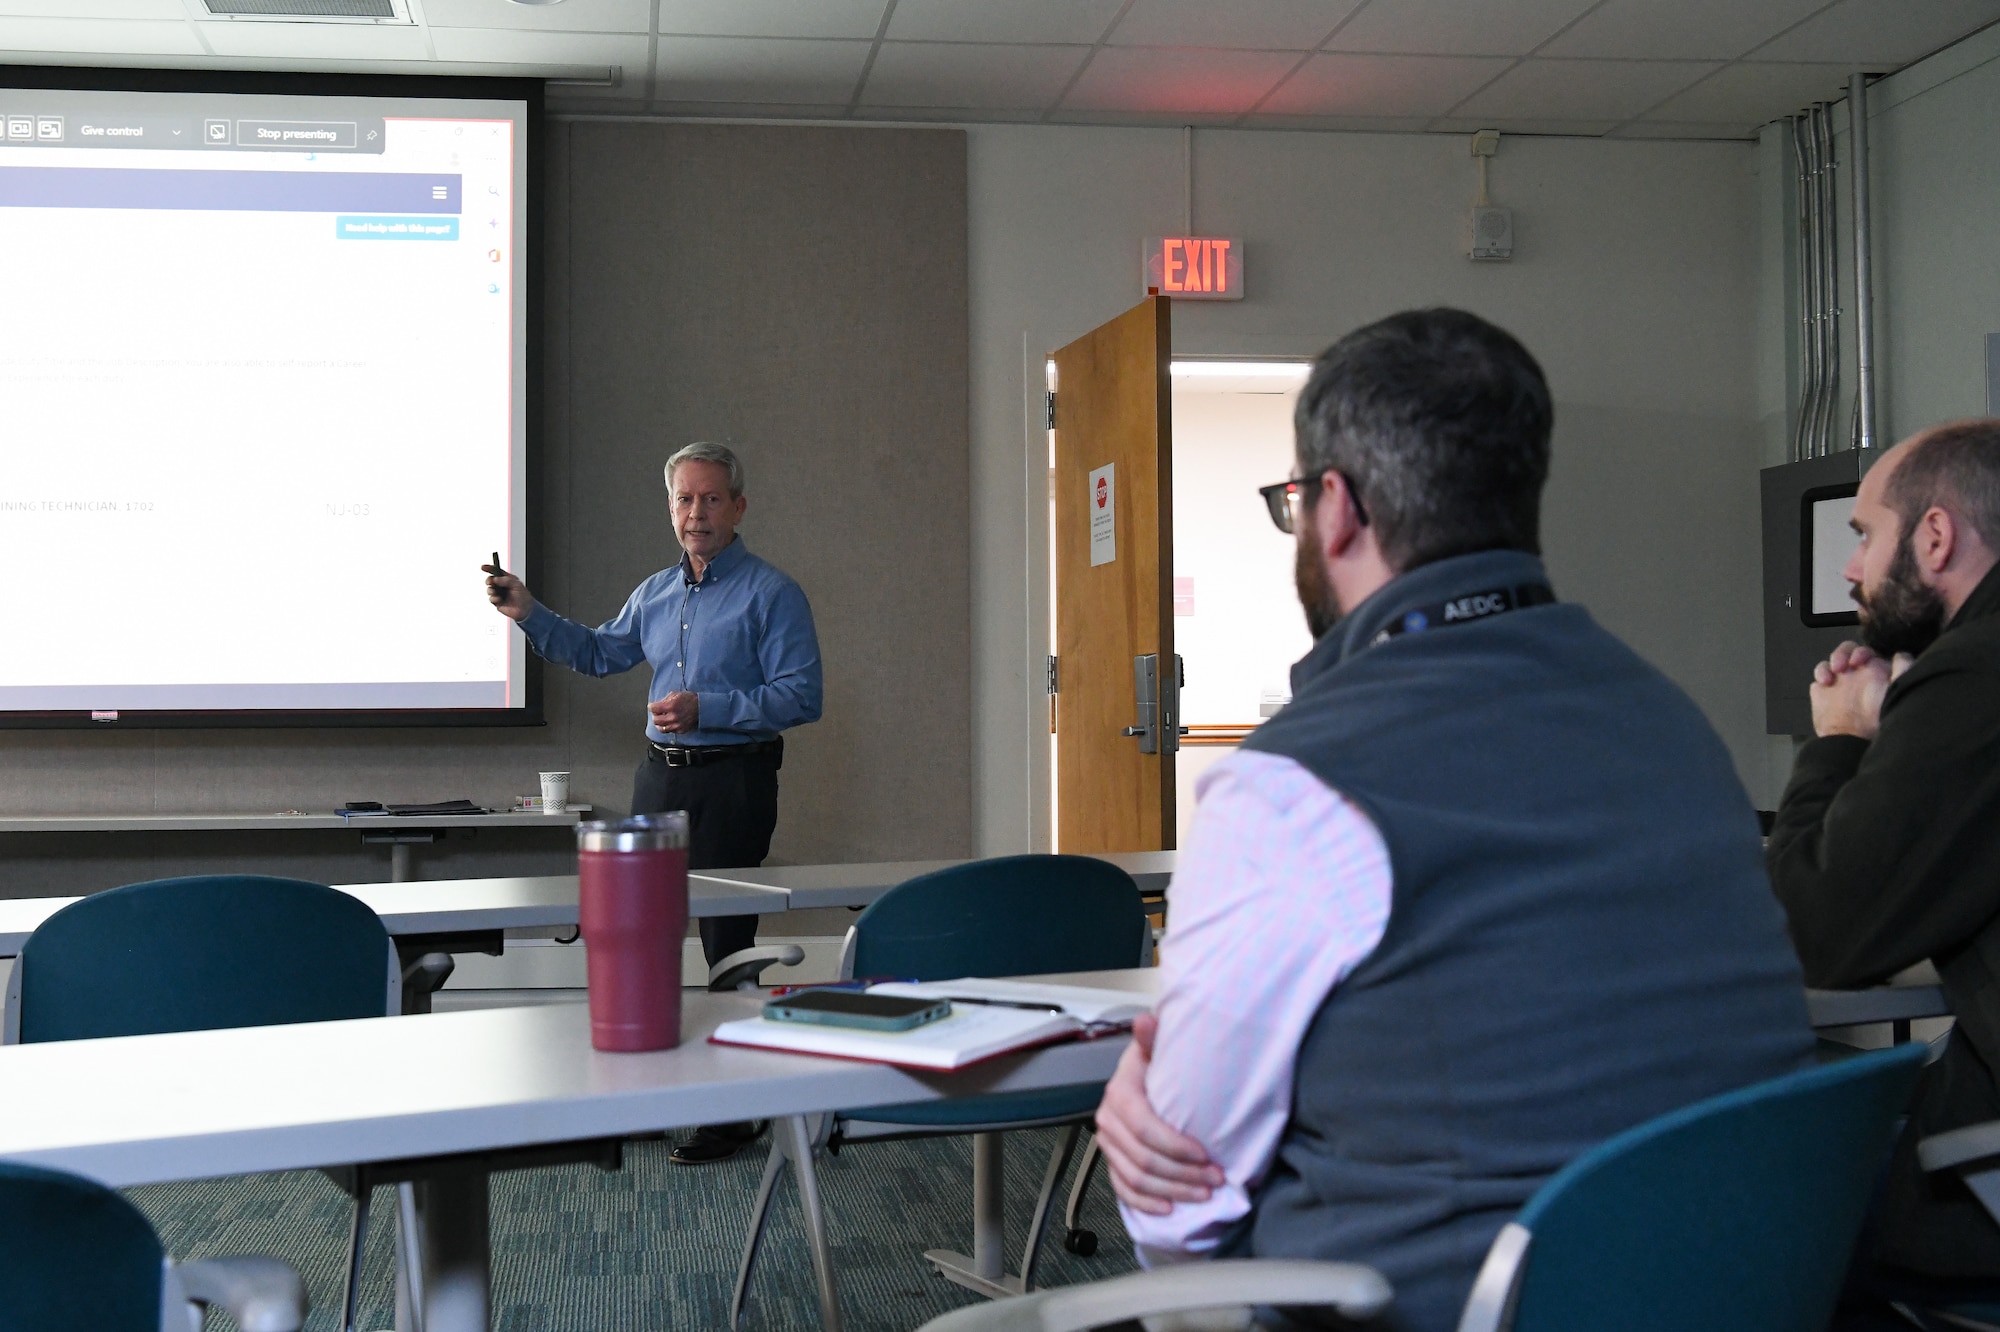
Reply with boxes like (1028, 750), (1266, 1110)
(1095, 1013), (1223, 1215)
(482, 559), (536, 623)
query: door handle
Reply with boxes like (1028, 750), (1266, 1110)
(1126, 654), (1160, 753)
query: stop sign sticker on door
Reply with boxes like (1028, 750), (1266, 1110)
(1089, 463), (1116, 567)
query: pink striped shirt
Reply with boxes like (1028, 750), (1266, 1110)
(1124, 747), (1393, 1262)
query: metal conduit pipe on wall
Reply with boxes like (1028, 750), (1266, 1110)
(1807, 104), (1830, 458)
(1790, 87), (1883, 462)
(1792, 111), (1832, 462)
(1850, 72), (1878, 452)
(1791, 112), (1821, 462)
(1816, 102), (1841, 458)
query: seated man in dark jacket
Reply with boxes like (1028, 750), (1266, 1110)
(1767, 419), (2000, 1301)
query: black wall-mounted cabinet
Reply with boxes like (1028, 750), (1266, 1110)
(1761, 450), (1876, 735)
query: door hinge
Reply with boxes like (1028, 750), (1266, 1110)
(1044, 391), (1057, 431)
(1046, 655), (1059, 694)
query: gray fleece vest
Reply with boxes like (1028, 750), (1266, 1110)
(1231, 549), (1812, 1332)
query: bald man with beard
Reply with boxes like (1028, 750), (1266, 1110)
(1767, 420), (2000, 1318)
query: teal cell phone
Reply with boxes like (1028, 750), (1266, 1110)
(762, 990), (951, 1032)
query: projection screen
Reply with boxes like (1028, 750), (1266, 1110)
(0, 70), (540, 727)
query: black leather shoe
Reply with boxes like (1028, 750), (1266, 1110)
(670, 1120), (767, 1165)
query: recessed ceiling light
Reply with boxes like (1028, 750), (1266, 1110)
(506, 0), (569, 5)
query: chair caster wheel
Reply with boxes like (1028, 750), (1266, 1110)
(1064, 1227), (1098, 1256)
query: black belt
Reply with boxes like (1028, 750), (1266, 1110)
(648, 738), (783, 768)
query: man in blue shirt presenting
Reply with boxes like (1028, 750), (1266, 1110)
(484, 441), (822, 1162)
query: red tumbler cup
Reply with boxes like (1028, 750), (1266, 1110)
(577, 812), (690, 1052)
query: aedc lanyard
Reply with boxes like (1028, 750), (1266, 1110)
(1367, 583), (1555, 648)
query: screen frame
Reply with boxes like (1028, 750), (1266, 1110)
(0, 64), (544, 729)
(1799, 481), (1863, 629)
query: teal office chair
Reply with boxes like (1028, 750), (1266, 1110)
(0, 1160), (306, 1332)
(915, 1042), (1928, 1332)
(732, 854), (1151, 1332)
(3, 875), (402, 1332)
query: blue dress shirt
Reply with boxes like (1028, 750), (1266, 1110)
(520, 537), (822, 746)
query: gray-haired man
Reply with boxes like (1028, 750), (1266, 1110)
(484, 442), (823, 1163)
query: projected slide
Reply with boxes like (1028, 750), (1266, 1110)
(0, 84), (529, 718)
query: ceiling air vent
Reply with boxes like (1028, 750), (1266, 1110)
(198, 0), (407, 19)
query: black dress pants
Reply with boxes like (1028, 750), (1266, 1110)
(631, 742), (780, 970)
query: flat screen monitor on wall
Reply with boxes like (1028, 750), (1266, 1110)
(0, 68), (541, 727)
(1801, 482), (1863, 629)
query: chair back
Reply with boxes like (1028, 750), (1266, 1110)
(1466, 1042), (1926, 1332)
(11, 875), (394, 1044)
(850, 855), (1147, 982)
(0, 1161), (164, 1331)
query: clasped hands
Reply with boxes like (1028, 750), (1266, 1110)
(649, 691), (699, 735)
(1809, 641), (1914, 740)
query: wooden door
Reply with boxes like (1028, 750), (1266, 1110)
(1050, 296), (1175, 852)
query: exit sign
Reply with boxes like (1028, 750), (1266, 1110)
(1143, 236), (1242, 301)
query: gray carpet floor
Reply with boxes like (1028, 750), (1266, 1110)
(130, 1127), (1138, 1331)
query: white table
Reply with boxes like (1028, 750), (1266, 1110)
(0, 966), (1156, 1332)
(0, 813), (583, 834)
(0, 810), (589, 882)
(1806, 960), (1952, 1037)
(693, 850), (1178, 910)
(0, 873), (790, 958)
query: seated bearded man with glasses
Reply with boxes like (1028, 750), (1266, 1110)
(1093, 308), (1814, 1332)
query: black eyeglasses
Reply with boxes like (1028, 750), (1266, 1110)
(1259, 471), (1368, 535)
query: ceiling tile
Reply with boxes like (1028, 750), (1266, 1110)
(1453, 57), (1720, 120)
(1059, 46), (1303, 114)
(429, 28), (651, 78)
(656, 0), (887, 40)
(1541, 0), (1827, 61)
(422, 0), (651, 33)
(0, 1), (181, 14)
(1428, 115), (1621, 134)
(0, 17), (200, 53)
(887, 0), (1125, 45)
(1606, 120), (1761, 139)
(1108, 0), (1364, 51)
(1239, 111), (1434, 130)
(199, 21), (431, 59)
(1637, 62), (1862, 124)
(653, 35), (872, 103)
(1258, 52), (1511, 116)
(859, 42), (1088, 108)
(1751, 0), (2000, 64)
(1326, 0), (1600, 56)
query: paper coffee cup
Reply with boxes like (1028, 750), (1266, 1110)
(539, 771), (570, 815)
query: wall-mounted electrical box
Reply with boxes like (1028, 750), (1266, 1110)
(1469, 206), (1513, 261)
(1761, 450), (1871, 735)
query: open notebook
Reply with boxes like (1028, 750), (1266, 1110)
(707, 978), (1150, 1071)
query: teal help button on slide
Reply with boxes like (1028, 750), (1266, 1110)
(336, 215), (459, 240)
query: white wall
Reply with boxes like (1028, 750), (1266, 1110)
(966, 124), (1774, 853)
(1852, 25), (2000, 439)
